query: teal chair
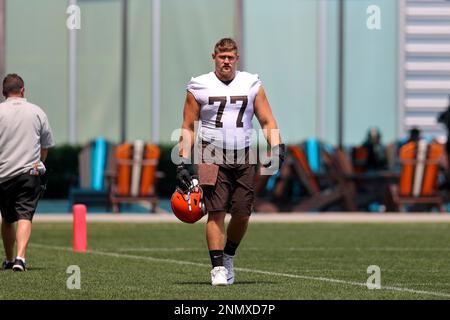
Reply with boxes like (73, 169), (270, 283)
(301, 138), (335, 174)
(68, 137), (115, 210)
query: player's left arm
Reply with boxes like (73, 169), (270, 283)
(254, 86), (282, 147)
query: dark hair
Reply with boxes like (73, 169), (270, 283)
(214, 38), (238, 54)
(410, 127), (420, 141)
(2, 74), (24, 97)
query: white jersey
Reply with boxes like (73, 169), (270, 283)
(187, 71), (261, 150)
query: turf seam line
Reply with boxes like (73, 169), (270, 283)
(30, 243), (450, 299)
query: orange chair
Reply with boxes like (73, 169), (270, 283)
(108, 141), (160, 213)
(389, 140), (445, 212)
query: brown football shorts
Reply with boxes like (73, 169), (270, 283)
(198, 141), (257, 215)
(203, 163), (256, 215)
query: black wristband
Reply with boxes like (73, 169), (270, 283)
(272, 143), (286, 157)
(178, 156), (191, 166)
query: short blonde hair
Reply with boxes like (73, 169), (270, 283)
(214, 38), (238, 54)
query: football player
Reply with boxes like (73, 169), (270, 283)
(177, 38), (285, 286)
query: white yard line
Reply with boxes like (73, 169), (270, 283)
(117, 246), (450, 252)
(31, 243), (450, 299)
(285, 247), (450, 252)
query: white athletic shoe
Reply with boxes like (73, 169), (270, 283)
(211, 266), (228, 286)
(223, 253), (235, 285)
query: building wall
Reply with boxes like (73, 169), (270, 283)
(5, 0), (400, 146)
(160, 0), (234, 146)
(244, 0), (318, 145)
(6, 0), (68, 144)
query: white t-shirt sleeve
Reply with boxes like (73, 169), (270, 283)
(186, 77), (201, 101)
(40, 114), (55, 148)
(249, 73), (262, 97)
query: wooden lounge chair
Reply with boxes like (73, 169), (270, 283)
(258, 145), (356, 212)
(389, 140), (445, 212)
(108, 141), (160, 213)
(68, 137), (115, 210)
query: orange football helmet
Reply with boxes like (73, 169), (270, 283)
(171, 179), (206, 224)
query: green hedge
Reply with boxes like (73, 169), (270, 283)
(44, 144), (82, 198)
(156, 144), (177, 197)
(43, 143), (177, 199)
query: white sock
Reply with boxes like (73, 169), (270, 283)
(15, 256), (25, 263)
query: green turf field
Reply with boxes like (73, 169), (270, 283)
(1, 222), (450, 300)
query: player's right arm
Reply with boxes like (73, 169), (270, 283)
(40, 149), (48, 162)
(178, 91), (200, 160)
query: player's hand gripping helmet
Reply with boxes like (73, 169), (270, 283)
(171, 178), (206, 224)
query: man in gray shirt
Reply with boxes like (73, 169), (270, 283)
(0, 74), (55, 271)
